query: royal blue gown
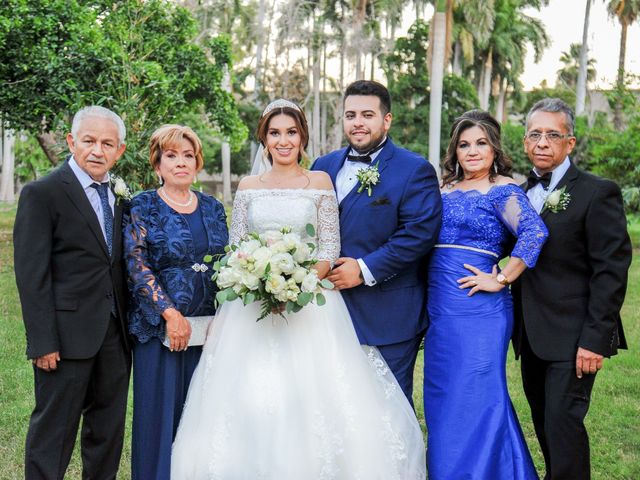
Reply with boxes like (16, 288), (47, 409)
(424, 184), (547, 479)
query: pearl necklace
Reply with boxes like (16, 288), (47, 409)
(159, 187), (194, 207)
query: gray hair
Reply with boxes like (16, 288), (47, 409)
(525, 98), (575, 135)
(71, 106), (126, 145)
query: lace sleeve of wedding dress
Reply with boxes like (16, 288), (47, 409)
(229, 190), (249, 246)
(316, 190), (341, 265)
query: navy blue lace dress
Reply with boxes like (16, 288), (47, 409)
(423, 184), (547, 479)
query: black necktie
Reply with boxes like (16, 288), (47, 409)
(91, 182), (114, 256)
(346, 138), (388, 164)
(526, 171), (552, 190)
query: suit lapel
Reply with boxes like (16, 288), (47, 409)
(339, 140), (395, 220)
(59, 162), (110, 258)
(541, 161), (579, 220)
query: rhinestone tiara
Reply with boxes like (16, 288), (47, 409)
(261, 98), (301, 117)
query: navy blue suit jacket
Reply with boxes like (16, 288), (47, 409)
(312, 139), (442, 345)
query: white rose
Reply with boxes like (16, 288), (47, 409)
(217, 266), (240, 288)
(275, 290), (289, 303)
(301, 271), (319, 293)
(270, 253), (296, 275)
(285, 289), (299, 302)
(546, 189), (561, 206)
(292, 266), (308, 283)
(251, 246), (273, 276)
(113, 177), (129, 197)
(239, 239), (261, 256)
(265, 274), (286, 294)
(226, 251), (242, 267)
(292, 242), (311, 264)
(282, 232), (302, 251)
(240, 270), (260, 290)
(261, 230), (284, 246)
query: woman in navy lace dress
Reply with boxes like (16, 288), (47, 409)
(423, 110), (548, 479)
(124, 125), (228, 480)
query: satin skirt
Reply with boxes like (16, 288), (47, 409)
(424, 248), (538, 479)
(171, 290), (426, 479)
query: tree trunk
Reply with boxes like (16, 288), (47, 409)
(495, 78), (507, 123)
(0, 126), (16, 202)
(321, 42), (327, 155)
(221, 66), (232, 204)
(428, 4), (447, 179)
(452, 41), (462, 75)
(253, 0), (267, 102)
(613, 21), (627, 131)
(36, 131), (62, 165)
(479, 49), (493, 110)
(575, 0), (592, 116)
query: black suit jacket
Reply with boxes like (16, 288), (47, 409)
(512, 162), (631, 361)
(14, 161), (130, 359)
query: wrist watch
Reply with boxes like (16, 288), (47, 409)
(496, 273), (510, 285)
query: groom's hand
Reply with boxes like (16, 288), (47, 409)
(576, 347), (604, 378)
(327, 257), (363, 290)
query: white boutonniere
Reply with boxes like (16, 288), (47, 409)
(356, 162), (380, 197)
(543, 185), (570, 213)
(111, 175), (133, 204)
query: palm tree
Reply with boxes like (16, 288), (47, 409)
(557, 43), (597, 90)
(428, 0), (448, 178)
(576, 0), (593, 115)
(606, 0), (640, 130)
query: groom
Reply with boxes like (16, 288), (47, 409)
(312, 80), (441, 404)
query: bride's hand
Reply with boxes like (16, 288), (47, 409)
(457, 264), (504, 296)
(313, 260), (331, 280)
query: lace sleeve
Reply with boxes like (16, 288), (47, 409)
(124, 197), (175, 321)
(229, 190), (249, 245)
(492, 186), (548, 268)
(316, 190), (341, 265)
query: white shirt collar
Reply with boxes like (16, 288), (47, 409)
(534, 156), (570, 191)
(68, 156), (110, 188)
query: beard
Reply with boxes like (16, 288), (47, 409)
(346, 128), (386, 154)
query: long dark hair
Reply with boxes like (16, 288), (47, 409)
(441, 109), (512, 186)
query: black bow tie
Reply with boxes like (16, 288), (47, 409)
(346, 138), (388, 164)
(526, 170), (552, 190)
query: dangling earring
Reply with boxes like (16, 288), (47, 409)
(455, 162), (460, 177)
(493, 162), (498, 174)
(193, 174), (198, 185)
(157, 173), (163, 185)
(262, 147), (270, 162)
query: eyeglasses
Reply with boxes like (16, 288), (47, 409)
(524, 132), (573, 144)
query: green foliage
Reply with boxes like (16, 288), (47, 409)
(0, 0), (247, 188)
(13, 135), (51, 183)
(381, 21), (479, 161)
(521, 86), (576, 117)
(500, 122), (529, 174)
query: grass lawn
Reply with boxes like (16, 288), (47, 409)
(1, 202), (638, 479)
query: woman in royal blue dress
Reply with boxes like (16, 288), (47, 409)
(423, 110), (548, 479)
(124, 125), (228, 479)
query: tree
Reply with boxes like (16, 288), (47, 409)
(0, 0), (247, 188)
(428, 0), (448, 177)
(606, 0), (640, 130)
(556, 43), (596, 90)
(575, 0), (593, 115)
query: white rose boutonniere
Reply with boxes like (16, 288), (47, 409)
(356, 161), (381, 196)
(543, 185), (571, 213)
(111, 175), (133, 204)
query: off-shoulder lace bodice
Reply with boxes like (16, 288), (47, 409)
(229, 188), (341, 265)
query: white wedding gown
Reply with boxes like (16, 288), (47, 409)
(171, 189), (426, 480)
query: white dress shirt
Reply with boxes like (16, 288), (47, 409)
(68, 157), (115, 243)
(527, 156), (571, 214)
(335, 138), (387, 286)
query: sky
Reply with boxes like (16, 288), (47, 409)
(521, 1), (640, 90)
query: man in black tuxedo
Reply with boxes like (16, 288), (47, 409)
(512, 98), (632, 480)
(14, 106), (131, 479)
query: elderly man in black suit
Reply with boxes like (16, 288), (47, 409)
(14, 106), (131, 479)
(512, 98), (632, 480)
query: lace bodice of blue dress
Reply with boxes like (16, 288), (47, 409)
(124, 190), (229, 343)
(437, 183), (548, 266)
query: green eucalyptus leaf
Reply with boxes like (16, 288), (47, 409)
(306, 223), (316, 237)
(316, 293), (326, 306)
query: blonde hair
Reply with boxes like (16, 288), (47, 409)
(149, 124), (204, 171)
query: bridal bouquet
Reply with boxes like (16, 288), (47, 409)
(207, 224), (333, 320)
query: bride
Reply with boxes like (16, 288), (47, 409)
(171, 99), (426, 479)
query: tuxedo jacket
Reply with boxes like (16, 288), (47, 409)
(512, 162), (631, 361)
(312, 139), (442, 345)
(14, 160), (130, 359)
